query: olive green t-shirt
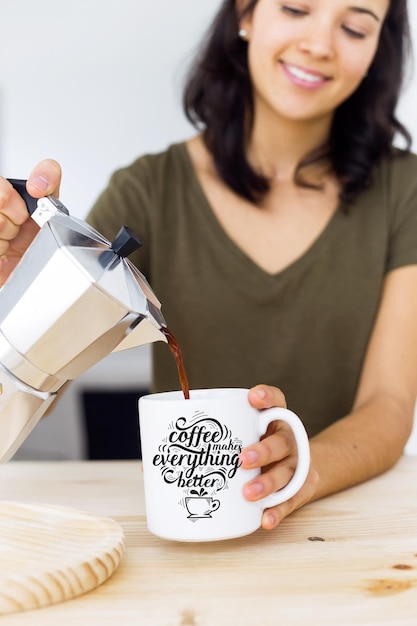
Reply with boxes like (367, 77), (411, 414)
(87, 143), (417, 437)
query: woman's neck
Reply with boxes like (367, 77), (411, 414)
(247, 107), (333, 183)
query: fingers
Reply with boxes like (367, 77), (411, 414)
(261, 467), (319, 530)
(0, 212), (20, 241)
(0, 159), (61, 286)
(0, 178), (31, 227)
(242, 454), (296, 501)
(242, 383), (316, 531)
(26, 159), (62, 199)
(241, 418), (299, 515)
(240, 420), (295, 470)
(0, 159), (61, 228)
(248, 384), (286, 410)
(241, 385), (290, 471)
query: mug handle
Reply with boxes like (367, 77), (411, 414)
(257, 407), (310, 507)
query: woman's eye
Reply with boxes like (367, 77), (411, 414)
(342, 25), (366, 39)
(281, 5), (308, 17)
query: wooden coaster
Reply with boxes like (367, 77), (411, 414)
(0, 501), (125, 615)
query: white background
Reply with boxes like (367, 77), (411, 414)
(0, 0), (222, 215)
(0, 1), (416, 459)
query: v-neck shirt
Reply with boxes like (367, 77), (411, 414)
(87, 142), (417, 436)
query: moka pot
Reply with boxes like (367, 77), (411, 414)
(0, 179), (167, 463)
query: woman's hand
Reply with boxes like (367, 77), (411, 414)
(0, 159), (62, 286)
(240, 384), (319, 530)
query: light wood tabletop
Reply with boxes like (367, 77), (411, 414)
(0, 456), (416, 625)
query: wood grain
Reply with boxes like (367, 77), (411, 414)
(0, 501), (124, 615)
(0, 458), (415, 625)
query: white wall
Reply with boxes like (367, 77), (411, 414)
(0, 0), (222, 215)
(1, 1), (416, 459)
(397, 1), (417, 147)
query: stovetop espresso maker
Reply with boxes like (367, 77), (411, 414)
(0, 179), (167, 463)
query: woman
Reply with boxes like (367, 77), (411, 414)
(1, 0), (417, 531)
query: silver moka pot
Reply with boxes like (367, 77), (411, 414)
(0, 179), (167, 463)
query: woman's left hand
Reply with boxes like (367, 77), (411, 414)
(240, 384), (319, 530)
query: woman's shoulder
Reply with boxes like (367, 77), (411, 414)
(361, 149), (417, 219)
(115, 141), (191, 184)
(374, 149), (417, 190)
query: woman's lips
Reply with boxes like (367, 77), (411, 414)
(280, 61), (331, 89)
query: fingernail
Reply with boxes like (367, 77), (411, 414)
(255, 387), (266, 399)
(30, 175), (48, 192)
(264, 512), (276, 528)
(241, 450), (259, 465)
(247, 481), (264, 497)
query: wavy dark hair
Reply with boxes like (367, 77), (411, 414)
(183, 0), (412, 206)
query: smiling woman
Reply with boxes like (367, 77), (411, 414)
(184, 0), (409, 205)
(0, 0), (417, 534)
(242, 0), (387, 120)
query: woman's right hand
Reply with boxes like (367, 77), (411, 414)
(0, 159), (62, 286)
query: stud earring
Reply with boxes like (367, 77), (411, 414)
(238, 28), (248, 39)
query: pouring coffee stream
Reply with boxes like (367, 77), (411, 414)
(0, 179), (189, 463)
(160, 327), (190, 400)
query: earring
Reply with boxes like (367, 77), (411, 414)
(239, 28), (248, 39)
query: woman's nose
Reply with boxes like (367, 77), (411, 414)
(297, 24), (336, 59)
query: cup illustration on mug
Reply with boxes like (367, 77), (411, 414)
(152, 410), (243, 524)
(185, 490), (221, 520)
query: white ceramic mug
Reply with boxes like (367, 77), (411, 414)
(138, 388), (310, 542)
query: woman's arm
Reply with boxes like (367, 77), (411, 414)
(241, 265), (417, 530)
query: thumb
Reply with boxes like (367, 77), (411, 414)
(248, 384), (287, 410)
(26, 159), (62, 199)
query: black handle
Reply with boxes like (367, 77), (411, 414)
(7, 177), (69, 218)
(7, 178), (38, 215)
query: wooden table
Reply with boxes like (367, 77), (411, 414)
(0, 457), (416, 625)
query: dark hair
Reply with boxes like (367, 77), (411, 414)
(183, 0), (412, 206)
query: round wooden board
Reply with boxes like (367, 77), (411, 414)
(0, 501), (125, 615)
